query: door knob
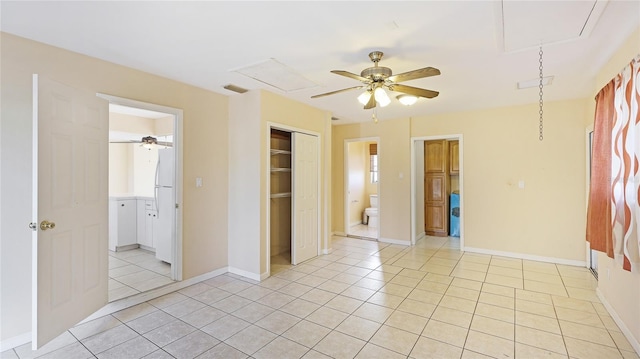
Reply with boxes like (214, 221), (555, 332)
(40, 220), (56, 231)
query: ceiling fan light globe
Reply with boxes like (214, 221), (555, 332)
(374, 87), (391, 107)
(397, 94), (418, 106)
(357, 91), (372, 105)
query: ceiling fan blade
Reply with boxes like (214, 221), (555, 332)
(331, 70), (370, 83)
(388, 67), (440, 83)
(388, 84), (439, 98)
(311, 86), (363, 98)
(364, 92), (377, 109)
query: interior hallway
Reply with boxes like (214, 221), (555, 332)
(4, 236), (637, 359)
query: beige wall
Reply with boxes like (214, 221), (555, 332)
(412, 99), (588, 261)
(347, 141), (366, 226)
(109, 112), (155, 134)
(333, 119), (412, 243)
(591, 26), (640, 350)
(333, 100), (588, 255)
(0, 33), (229, 341)
(109, 143), (133, 194)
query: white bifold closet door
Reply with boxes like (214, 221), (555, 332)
(291, 132), (319, 265)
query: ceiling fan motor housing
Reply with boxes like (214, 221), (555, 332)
(361, 66), (392, 82)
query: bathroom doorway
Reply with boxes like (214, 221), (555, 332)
(345, 138), (380, 240)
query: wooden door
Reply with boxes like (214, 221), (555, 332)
(424, 140), (449, 236)
(449, 140), (459, 174)
(292, 132), (319, 264)
(32, 75), (109, 348)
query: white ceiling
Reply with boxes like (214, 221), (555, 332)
(2, 1), (638, 124)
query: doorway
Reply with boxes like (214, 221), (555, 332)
(344, 138), (380, 240)
(100, 94), (184, 302)
(411, 135), (463, 247)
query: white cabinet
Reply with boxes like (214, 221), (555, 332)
(109, 198), (137, 250)
(136, 199), (157, 249)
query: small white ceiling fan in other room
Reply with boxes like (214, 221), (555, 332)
(109, 135), (173, 149)
(311, 51), (441, 110)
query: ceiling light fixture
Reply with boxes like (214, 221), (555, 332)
(358, 91), (372, 105)
(396, 94), (418, 106)
(141, 136), (157, 150)
(374, 87), (391, 107)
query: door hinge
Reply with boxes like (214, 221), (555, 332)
(175, 203), (179, 209)
(29, 222), (37, 231)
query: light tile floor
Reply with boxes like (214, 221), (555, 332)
(109, 248), (173, 302)
(5, 235), (639, 359)
(348, 224), (378, 240)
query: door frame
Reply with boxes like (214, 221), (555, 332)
(343, 137), (380, 239)
(98, 93), (184, 281)
(410, 134), (464, 247)
(265, 122), (321, 277)
(585, 125), (598, 277)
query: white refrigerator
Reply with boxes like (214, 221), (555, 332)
(154, 148), (174, 263)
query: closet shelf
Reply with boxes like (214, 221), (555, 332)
(270, 149), (292, 155)
(270, 192), (292, 198)
(270, 167), (292, 172)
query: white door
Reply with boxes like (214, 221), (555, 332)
(292, 132), (319, 264)
(31, 75), (109, 349)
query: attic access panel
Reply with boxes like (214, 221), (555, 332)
(498, 0), (606, 52)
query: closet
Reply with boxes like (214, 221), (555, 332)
(424, 139), (459, 236)
(270, 129), (292, 267)
(269, 128), (320, 270)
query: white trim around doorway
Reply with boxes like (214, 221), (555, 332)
(97, 93), (184, 282)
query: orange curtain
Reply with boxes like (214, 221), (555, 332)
(587, 56), (640, 271)
(586, 81), (615, 259)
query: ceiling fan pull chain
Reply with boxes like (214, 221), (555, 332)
(539, 45), (544, 141)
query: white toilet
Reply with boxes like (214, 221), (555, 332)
(364, 194), (378, 228)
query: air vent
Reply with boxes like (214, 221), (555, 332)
(223, 84), (248, 94)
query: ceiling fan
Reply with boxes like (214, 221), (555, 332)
(109, 136), (173, 148)
(312, 51), (440, 109)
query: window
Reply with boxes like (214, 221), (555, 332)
(369, 143), (378, 183)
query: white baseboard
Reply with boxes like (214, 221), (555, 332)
(464, 247), (587, 267)
(416, 231), (426, 241)
(322, 248), (332, 254)
(228, 266), (261, 282)
(260, 271), (270, 281)
(349, 221), (363, 227)
(597, 288), (640, 355)
(332, 231), (346, 237)
(0, 332), (31, 352)
(379, 237), (411, 246)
